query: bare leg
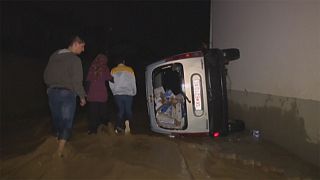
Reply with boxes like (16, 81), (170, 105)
(57, 139), (66, 157)
(125, 120), (130, 134)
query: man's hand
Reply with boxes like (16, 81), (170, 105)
(80, 98), (86, 106)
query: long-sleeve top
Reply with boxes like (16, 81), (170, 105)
(109, 63), (137, 96)
(44, 49), (86, 98)
(86, 55), (112, 102)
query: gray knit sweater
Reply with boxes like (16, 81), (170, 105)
(44, 49), (86, 98)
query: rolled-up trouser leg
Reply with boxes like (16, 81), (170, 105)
(48, 88), (76, 140)
(48, 89), (61, 137)
(59, 91), (76, 140)
(123, 95), (133, 129)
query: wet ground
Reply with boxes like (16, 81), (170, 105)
(1, 100), (319, 179)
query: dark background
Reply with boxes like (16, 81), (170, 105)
(2, 1), (210, 62)
(1, 0), (210, 124)
(1, 1), (210, 158)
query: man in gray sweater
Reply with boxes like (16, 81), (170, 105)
(44, 35), (86, 157)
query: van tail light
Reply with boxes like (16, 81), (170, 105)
(164, 51), (203, 62)
(212, 132), (220, 137)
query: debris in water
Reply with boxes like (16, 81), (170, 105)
(168, 134), (175, 138)
(252, 130), (260, 138)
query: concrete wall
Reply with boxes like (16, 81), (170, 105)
(211, 0), (319, 167)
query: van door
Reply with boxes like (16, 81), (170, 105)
(146, 62), (188, 132)
(145, 64), (157, 130)
(146, 55), (209, 134)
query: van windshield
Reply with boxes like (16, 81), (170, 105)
(152, 63), (187, 130)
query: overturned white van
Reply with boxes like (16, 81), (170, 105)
(145, 49), (240, 137)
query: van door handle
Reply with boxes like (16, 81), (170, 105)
(181, 92), (191, 103)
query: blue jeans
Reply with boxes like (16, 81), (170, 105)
(47, 87), (76, 140)
(114, 95), (133, 129)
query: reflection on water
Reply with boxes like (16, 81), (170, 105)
(1, 114), (319, 179)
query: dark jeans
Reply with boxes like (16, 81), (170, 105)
(88, 101), (108, 132)
(47, 87), (76, 140)
(114, 95), (133, 129)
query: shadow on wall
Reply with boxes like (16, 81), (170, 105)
(228, 96), (319, 167)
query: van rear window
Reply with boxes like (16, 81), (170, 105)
(152, 63), (187, 130)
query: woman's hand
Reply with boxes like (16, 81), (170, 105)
(80, 98), (86, 106)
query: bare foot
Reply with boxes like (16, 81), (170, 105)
(125, 120), (131, 135)
(52, 150), (64, 159)
(55, 139), (66, 158)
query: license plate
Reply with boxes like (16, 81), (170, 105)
(192, 75), (202, 110)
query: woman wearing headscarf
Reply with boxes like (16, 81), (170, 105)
(86, 53), (113, 134)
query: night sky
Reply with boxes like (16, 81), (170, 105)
(2, 1), (210, 66)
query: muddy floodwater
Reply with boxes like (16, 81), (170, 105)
(1, 101), (319, 179)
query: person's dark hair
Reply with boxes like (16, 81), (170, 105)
(114, 56), (125, 65)
(67, 35), (85, 47)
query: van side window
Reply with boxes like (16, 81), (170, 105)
(163, 70), (181, 94)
